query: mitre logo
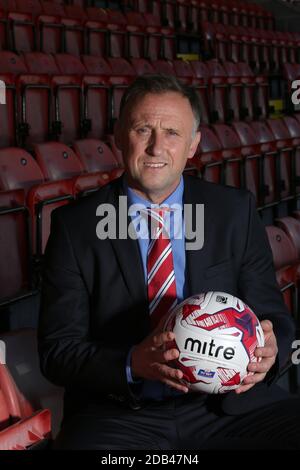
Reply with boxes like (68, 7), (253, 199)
(216, 295), (228, 304)
(184, 337), (235, 360)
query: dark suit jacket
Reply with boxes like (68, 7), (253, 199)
(38, 175), (295, 418)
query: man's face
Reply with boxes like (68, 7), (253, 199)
(115, 92), (201, 203)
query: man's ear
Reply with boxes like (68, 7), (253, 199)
(114, 120), (122, 150)
(187, 131), (201, 160)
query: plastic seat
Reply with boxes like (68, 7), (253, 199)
(276, 216), (300, 259)
(0, 328), (63, 442)
(106, 10), (127, 58)
(27, 178), (74, 255)
(130, 58), (155, 75)
(205, 60), (228, 123)
(33, 141), (84, 181)
(190, 125), (223, 184)
(265, 225), (298, 315)
(72, 168), (124, 198)
(0, 9), (9, 50)
(249, 121), (278, 207)
(267, 118), (297, 202)
(50, 54), (86, 143)
(143, 13), (163, 61)
(85, 7), (108, 57)
(189, 60), (210, 125)
(38, 0), (65, 54)
(0, 74), (16, 148)
(61, 5), (86, 57)
(107, 58), (136, 128)
(73, 139), (119, 173)
(0, 189), (33, 305)
(231, 121), (265, 204)
(151, 59), (174, 76)
(126, 11), (146, 58)
(283, 116), (300, 196)
(211, 123), (243, 189)
(222, 61), (243, 122)
(0, 147), (45, 193)
(8, 11), (36, 53)
(143, 12), (175, 60)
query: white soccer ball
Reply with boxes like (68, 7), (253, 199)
(164, 291), (265, 394)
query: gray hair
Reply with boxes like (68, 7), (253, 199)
(119, 74), (201, 135)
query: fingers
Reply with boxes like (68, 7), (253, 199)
(260, 319), (273, 332)
(152, 331), (175, 349)
(235, 383), (255, 394)
(154, 363), (189, 393)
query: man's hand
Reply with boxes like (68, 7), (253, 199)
(235, 319), (278, 394)
(131, 315), (189, 393)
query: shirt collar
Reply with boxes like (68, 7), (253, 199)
(123, 175), (184, 210)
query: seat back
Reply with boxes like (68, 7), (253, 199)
(0, 329), (63, 438)
(33, 141), (84, 180)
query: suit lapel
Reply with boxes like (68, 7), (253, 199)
(184, 176), (213, 298)
(107, 177), (148, 306)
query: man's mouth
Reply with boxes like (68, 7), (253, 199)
(143, 162), (167, 168)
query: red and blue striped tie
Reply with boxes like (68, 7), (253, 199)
(147, 208), (177, 330)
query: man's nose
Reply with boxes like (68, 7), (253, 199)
(146, 131), (164, 157)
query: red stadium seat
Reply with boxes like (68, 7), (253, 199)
(106, 134), (124, 167)
(33, 141), (84, 181)
(8, 12), (36, 53)
(142, 13), (163, 61)
(211, 123), (243, 189)
(107, 58), (136, 127)
(249, 121), (278, 207)
(106, 9), (127, 58)
(27, 178), (74, 255)
(0, 74), (17, 148)
(0, 328), (63, 443)
(0, 189), (33, 305)
(276, 216), (300, 259)
(126, 11), (147, 59)
(73, 139), (119, 173)
(0, 9), (9, 50)
(206, 60), (229, 123)
(189, 60), (210, 125)
(231, 121), (265, 204)
(61, 5), (86, 57)
(267, 118), (297, 203)
(16, 73), (51, 148)
(0, 147), (44, 193)
(190, 125), (223, 184)
(81, 56), (112, 138)
(265, 225), (298, 315)
(50, 54), (87, 143)
(72, 168), (124, 198)
(85, 7), (108, 57)
(130, 58), (155, 75)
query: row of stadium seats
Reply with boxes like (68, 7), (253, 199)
(201, 22), (300, 73)
(190, 117), (300, 211)
(0, 0), (275, 33)
(0, 5), (177, 58)
(0, 52), (271, 148)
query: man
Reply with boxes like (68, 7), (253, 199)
(39, 74), (299, 450)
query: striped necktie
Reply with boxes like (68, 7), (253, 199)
(147, 208), (177, 330)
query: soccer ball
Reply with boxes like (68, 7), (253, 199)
(164, 291), (265, 394)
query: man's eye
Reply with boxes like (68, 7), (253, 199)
(137, 128), (148, 134)
(167, 130), (179, 136)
